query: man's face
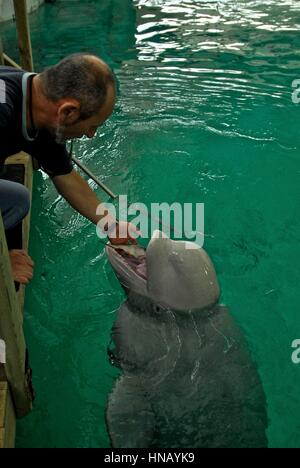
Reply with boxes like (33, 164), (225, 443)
(54, 87), (115, 144)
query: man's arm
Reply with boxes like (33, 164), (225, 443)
(53, 169), (104, 225)
(52, 169), (139, 244)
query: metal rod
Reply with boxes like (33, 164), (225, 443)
(72, 155), (179, 235)
(71, 154), (178, 234)
(70, 149), (204, 240)
(71, 156), (117, 200)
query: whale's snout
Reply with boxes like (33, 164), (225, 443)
(106, 231), (220, 312)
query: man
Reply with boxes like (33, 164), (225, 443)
(0, 54), (138, 285)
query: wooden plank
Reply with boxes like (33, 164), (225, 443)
(3, 53), (22, 70)
(0, 382), (16, 449)
(0, 339), (6, 381)
(13, 0), (34, 72)
(0, 429), (4, 448)
(5, 152), (33, 311)
(4, 385), (16, 449)
(0, 215), (33, 417)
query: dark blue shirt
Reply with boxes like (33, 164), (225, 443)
(0, 66), (73, 177)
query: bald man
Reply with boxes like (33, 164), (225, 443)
(0, 54), (138, 284)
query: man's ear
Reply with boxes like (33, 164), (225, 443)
(58, 101), (80, 125)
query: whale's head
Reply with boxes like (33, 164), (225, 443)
(106, 231), (220, 312)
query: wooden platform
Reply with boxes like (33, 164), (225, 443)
(1, 0), (36, 449)
(0, 381), (16, 448)
(0, 340), (15, 448)
(0, 152), (34, 448)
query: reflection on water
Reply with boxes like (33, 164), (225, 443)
(118, 0), (300, 127)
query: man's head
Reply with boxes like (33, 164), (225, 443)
(38, 53), (116, 143)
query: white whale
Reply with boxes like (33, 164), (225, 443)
(105, 231), (268, 448)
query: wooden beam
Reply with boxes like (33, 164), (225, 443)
(0, 339), (6, 381)
(3, 53), (22, 70)
(0, 215), (33, 418)
(0, 382), (16, 449)
(13, 0), (34, 72)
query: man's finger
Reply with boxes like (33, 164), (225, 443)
(20, 251), (34, 266)
(15, 258), (34, 271)
(15, 274), (30, 285)
(18, 268), (33, 280)
(11, 250), (34, 267)
(25, 257), (34, 267)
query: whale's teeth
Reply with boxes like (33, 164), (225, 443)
(151, 230), (169, 241)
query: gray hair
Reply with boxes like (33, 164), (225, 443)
(39, 54), (116, 120)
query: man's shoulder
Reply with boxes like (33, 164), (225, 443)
(0, 67), (25, 124)
(29, 131), (74, 178)
(0, 66), (26, 100)
(0, 66), (26, 78)
(0, 67), (25, 95)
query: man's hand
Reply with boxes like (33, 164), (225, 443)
(53, 171), (141, 245)
(108, 221), (141, 245)
(9, 250), (34, 285)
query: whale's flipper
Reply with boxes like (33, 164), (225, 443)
(106, 376), (156, 448)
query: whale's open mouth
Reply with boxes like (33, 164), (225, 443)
(109, 245), (147, 280)
(106, 230), (221, 312)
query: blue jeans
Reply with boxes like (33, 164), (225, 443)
(0, 179), (30, 230)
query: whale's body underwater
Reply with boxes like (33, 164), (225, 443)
(105, 232), (268, 448)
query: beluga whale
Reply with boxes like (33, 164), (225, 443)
(105, 231), (268, 448)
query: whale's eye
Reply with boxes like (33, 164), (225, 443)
(151, 303), (164, 314)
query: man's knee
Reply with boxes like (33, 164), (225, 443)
(0, 181), (30, 230)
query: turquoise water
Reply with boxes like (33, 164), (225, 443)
(2, 0), (300, 448)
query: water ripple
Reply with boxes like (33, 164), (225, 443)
(120, 0), (300, 129)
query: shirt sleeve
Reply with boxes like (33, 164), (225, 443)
(0, 102), (16, 166)
(0, 103), (12, 128)
(27, 130), (74, 178)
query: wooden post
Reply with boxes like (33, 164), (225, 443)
(0, 380), (16, 448)
(1, 340), (16, 449)
(3, 53), (22, 70)
(0, 215), (33, 418)
(13, 0), (34, 72)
